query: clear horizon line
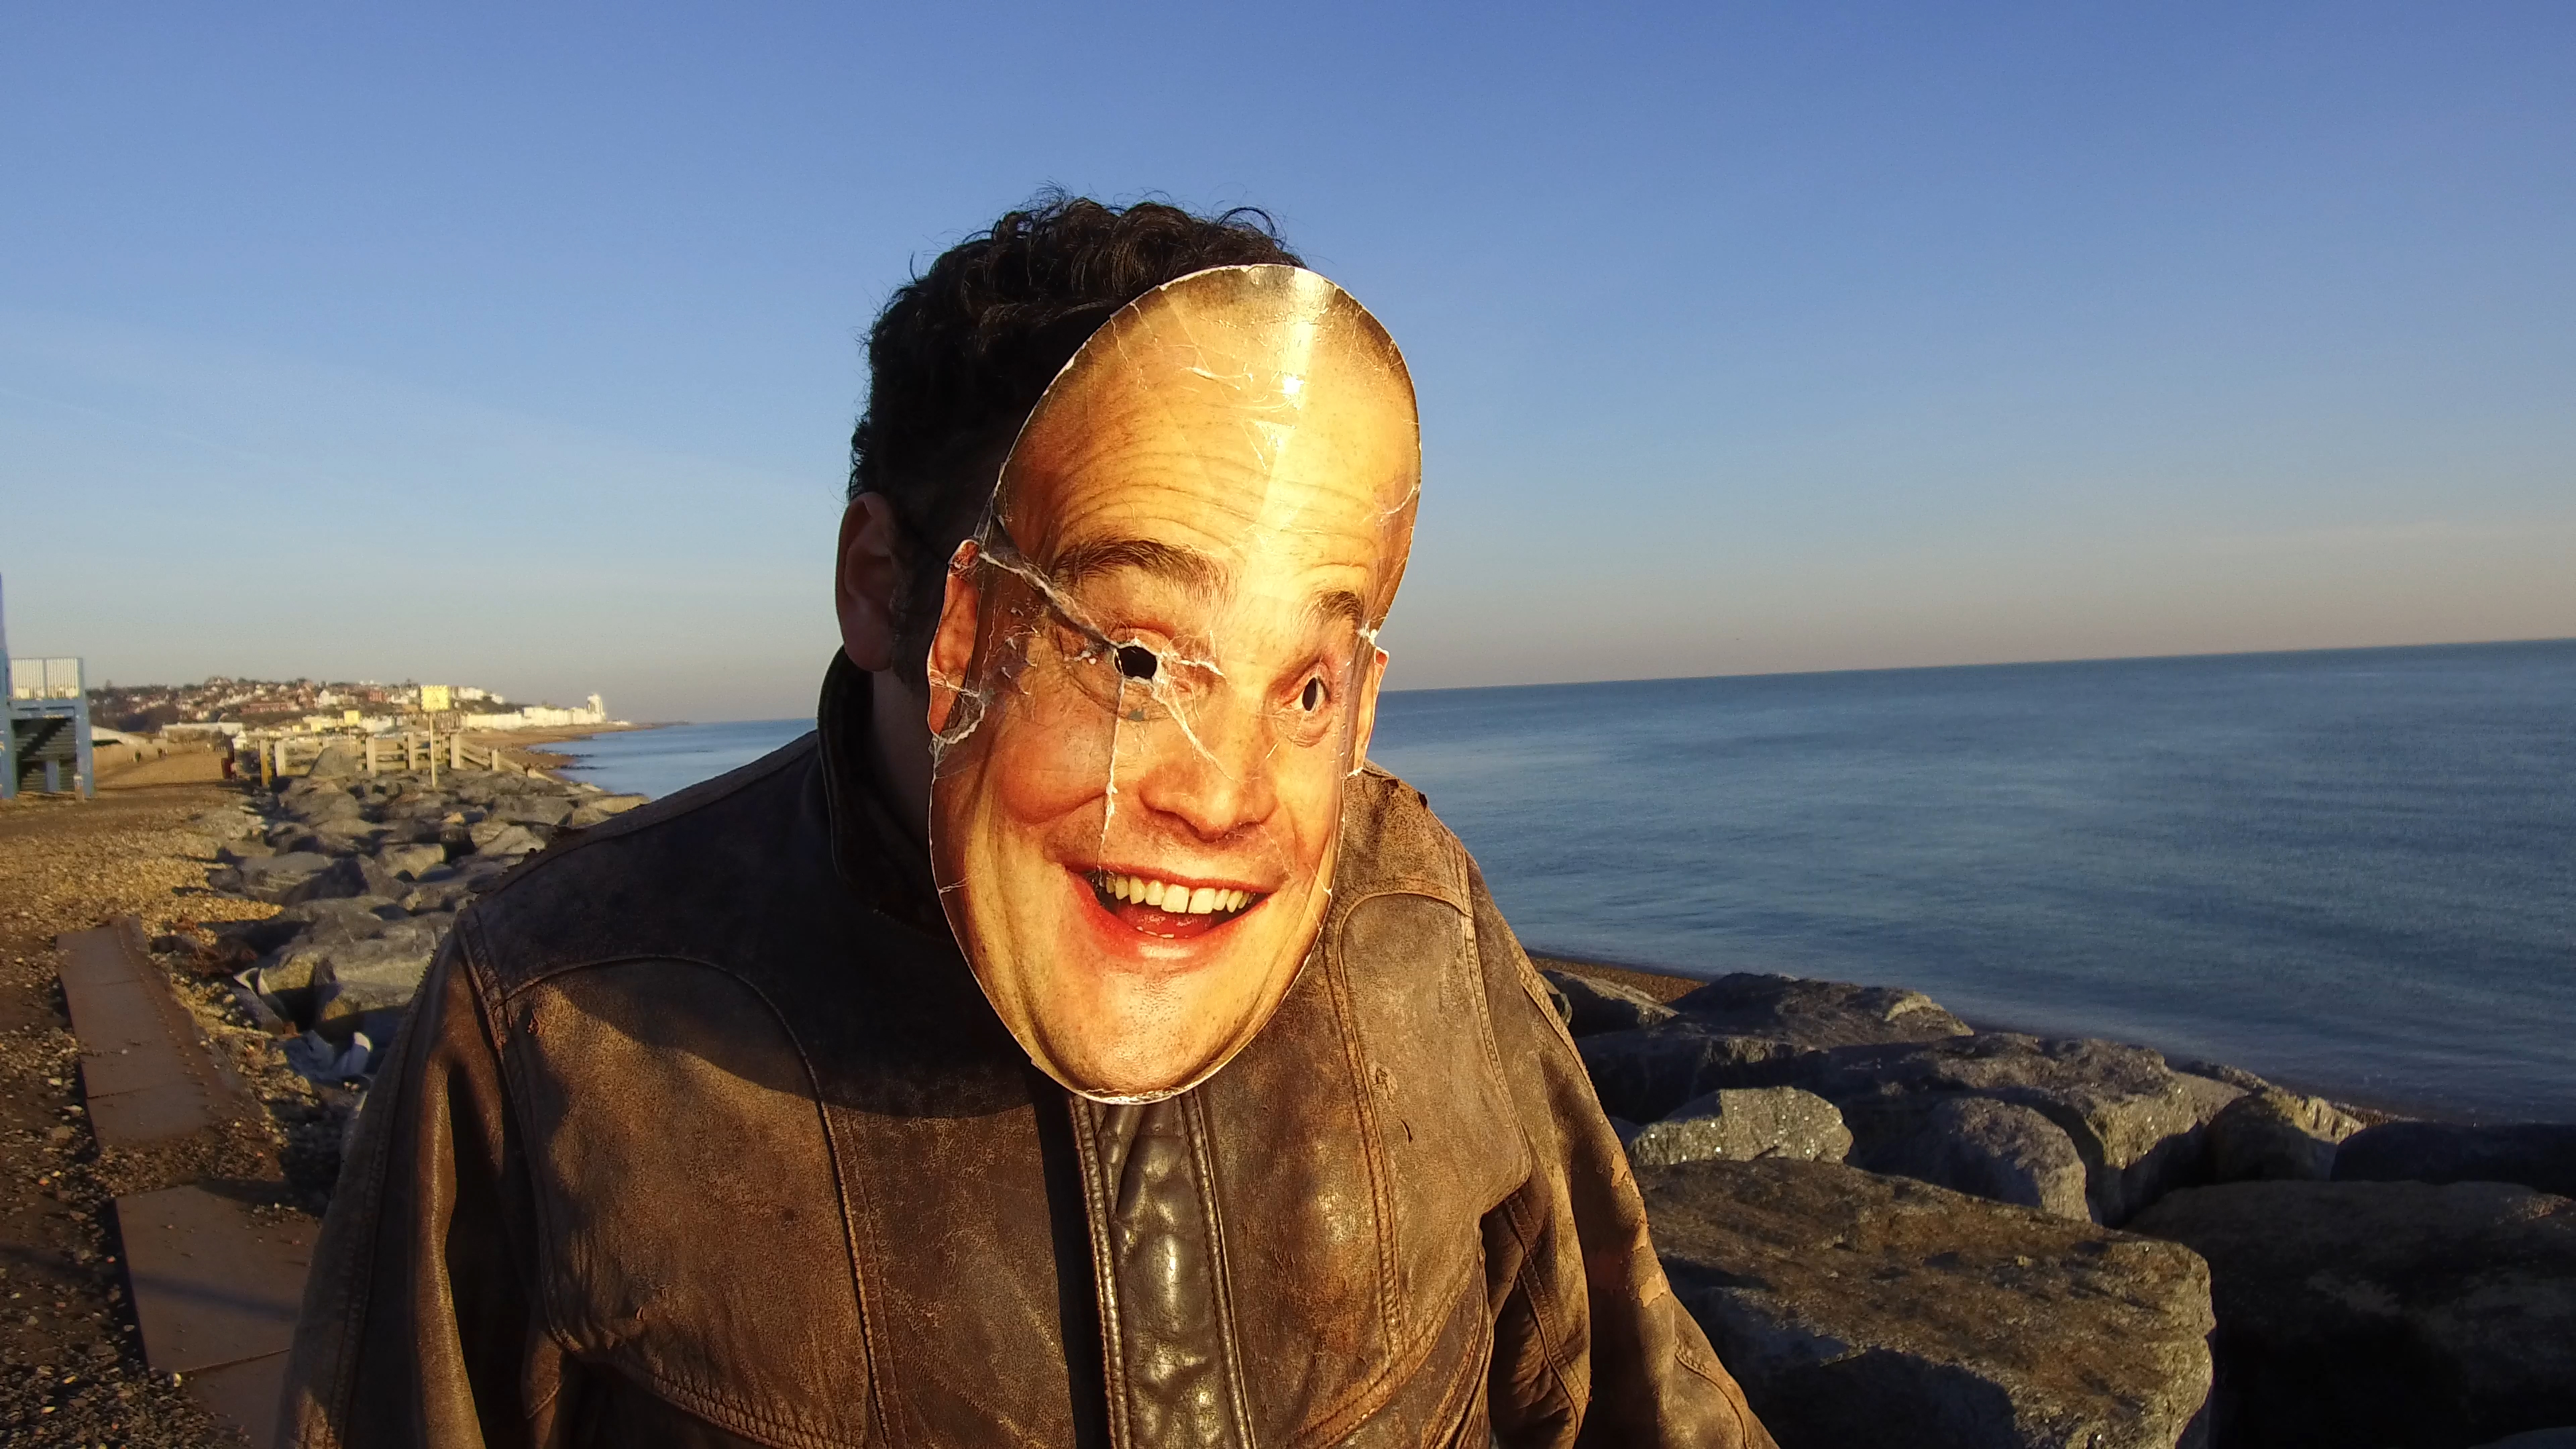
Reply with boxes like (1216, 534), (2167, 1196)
(1385, 632), (2576, 698)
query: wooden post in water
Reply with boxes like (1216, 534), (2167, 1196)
(449, 733), (462, 771)
(259, 739), (274, 788)
(427, 732), (439, 789)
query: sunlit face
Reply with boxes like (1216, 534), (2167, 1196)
(925, 266), (1419, 1102)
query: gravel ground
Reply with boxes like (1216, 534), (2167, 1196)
(1, 777), (339, 1447)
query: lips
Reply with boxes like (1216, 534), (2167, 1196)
(1085, 869), (1266, 940)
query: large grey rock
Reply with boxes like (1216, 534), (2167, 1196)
(1670, 973), (1971, 1052)
(1578, 1024), (1798, 1122)
(1846, 1093), (2093, 1222)
(282, 782), (364, 824)
(468, 823), (544, 858)
(1801, 1034), (2206, 1224)
(2131, 1181), (2576, 1448)
(369, 817), (441, 845)
(287, 855), (384, 904)
(586, 793), (649, 816)
(219, 899), (387, 958)
(235, 851), (339, 904)
(2171, 1071), (2248, 1130)
(498, 794), (575, 827)
(1644, 1158), (2214, 1449)
(311, 917), (451, 1034)
(2204, 1090), (2361, 1184)
(373, 842), (449, 880)
(216, 837), (278, 863)
(1542, 969), (1679, 1036)
(1623, 1087), (1851, 1169)
(2334, 1121), (2576, 1199)
(307, 738), (367, 780)
(399, 877), (478, 915)
(309, 825), (378, 857)
(379, 792), (457, 821)
(189, 808), (264, 841)
(2168, 1058), (2273, 1094)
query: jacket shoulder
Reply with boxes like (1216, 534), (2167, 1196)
(1340, 762), (1471, 910)
(461, 731), (833, 995)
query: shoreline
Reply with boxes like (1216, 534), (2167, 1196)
(459, 720), (672, 778)
(1529, 949), (2469, 1126)
(11, 765), (2569, 1443)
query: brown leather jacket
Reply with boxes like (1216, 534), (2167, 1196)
(278, 661), (1774, 1448)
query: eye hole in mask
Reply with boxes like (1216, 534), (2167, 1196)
(1116, 644), (1160, 681)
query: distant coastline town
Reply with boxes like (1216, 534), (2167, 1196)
(85, 676), (623, 740)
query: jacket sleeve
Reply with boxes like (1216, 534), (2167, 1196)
(1470, 869), (1777, 1449)
(277, 931), (578, 1449)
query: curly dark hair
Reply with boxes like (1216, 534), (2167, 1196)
(849, 191), (1303, 686)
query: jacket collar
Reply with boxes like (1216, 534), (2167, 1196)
(816, 651), (949, 935)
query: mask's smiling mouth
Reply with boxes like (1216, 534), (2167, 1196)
(1084, 869), (1267, 940)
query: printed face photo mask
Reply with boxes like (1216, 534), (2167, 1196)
(924, 265), (1421, 1102)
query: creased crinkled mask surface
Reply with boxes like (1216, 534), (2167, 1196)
(924, 264), (1421, 1103)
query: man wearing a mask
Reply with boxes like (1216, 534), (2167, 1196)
(281, 196), (1774, 1449)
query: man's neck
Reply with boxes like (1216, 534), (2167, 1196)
(867, 667), (934, 849)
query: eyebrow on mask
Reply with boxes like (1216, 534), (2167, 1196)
(1306, 589), (1368, 633)
(1049, 537), (1233, 598)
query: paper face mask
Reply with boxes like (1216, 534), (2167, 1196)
(924, 265), (1421, 1104)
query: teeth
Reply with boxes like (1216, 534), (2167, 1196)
(1097, 873), (1256, 916)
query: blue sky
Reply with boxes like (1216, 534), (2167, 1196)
(3, 3), (2570, 720)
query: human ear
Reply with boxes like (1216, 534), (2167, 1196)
(835, 494), (904, 672)
(924, 540), (983, 736)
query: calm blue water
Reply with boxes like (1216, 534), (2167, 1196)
(1372, 640), (2576, 1122)
(556, 718), (815, 800)
(555, 640), (2576, 1121)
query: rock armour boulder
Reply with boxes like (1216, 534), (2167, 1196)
(1670, 973), (1972, 1051)
(203, 764), (633, 1079)
(1541, 969), (1678, 1036)
(1622, 1087), (1851, 1169)
(2202, 1089), (2360, 1184)
(1845, 1093), (2093, 1222)
(1578, 1024), (1798, 1122)
(1798, 1034), (2206, 1224)
(1642, 1158), (2214, 1449)
(2131, 1180), (2576, 1447)
(2334, 1121), (2576, 1199)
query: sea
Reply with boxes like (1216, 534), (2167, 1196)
(553, 639), (2576, 1122)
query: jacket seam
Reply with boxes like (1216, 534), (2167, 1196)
(1501, 1185), (1582, 1415)
(1322, 896), (1406, 1364)
(1457, 875), (1536, 1199)
(1273, 882), (1489, 1447)
(1670, 1336), (1756, 1443)
(1182, 1091), (1259, 1448)
(1072, 1102), (1133, 1449)
(476, 947), (882, 1448)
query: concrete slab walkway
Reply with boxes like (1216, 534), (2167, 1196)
(58, 918), (313, 1445)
